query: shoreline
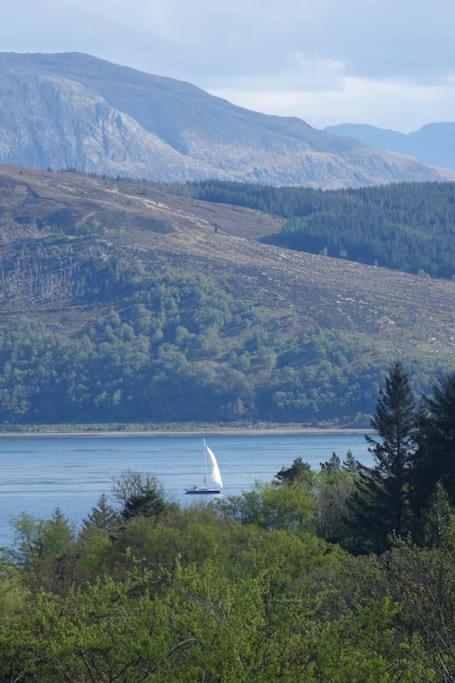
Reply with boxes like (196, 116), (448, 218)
(0, 426), (372, 438)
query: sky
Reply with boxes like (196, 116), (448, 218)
(1, 0), (454, 131)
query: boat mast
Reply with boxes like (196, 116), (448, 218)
(203, 438), (208, 485)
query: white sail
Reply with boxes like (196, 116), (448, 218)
(206, 446), (223, 488)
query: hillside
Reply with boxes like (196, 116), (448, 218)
(1, 165), (454, 346)
(0, 52), (453, 189)
(167, 180), (455, 278)
(327, 122), (455, 172)
(0, 165), (453, 424)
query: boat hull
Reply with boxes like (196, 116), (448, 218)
(185, 487), (221, 495)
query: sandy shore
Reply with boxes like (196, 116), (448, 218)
(0, 426), (372, 438)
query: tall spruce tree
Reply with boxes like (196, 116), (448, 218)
(113, 471), (168, 521)
(347, 362), (417, 552)
(82, 494), (117, 532)
(342, 449), (360, 473)
(412, 374), (455, 518)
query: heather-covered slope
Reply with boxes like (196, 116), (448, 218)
(0, 165), (453, 351)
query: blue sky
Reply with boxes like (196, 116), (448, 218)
(1, 0), (454, 131)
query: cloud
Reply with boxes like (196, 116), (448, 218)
(209, 55), (346, 94)
(0, 1), (454, 130)
(213, 76), (455, 132)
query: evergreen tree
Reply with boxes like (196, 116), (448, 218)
(320, 452), (341, 472)
(423, 482), (454, 548)
(113, 471), (167, 521)
(342, 450), (360, 473)
(412, 375), (455, 517)
(347, 363), (417, 552)
(274, 457), (312, 485)
(122, 487), (167, 521)
(82, 494), (117, 532)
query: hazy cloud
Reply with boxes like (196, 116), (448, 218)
(0, 1), (454, 130)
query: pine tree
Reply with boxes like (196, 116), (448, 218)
(347, 362), (417, 552)
(423, 482), (454, 548)
(82, 494), (117, 531)
(412, 375), (455, 517)
(46, 507), (74, 555)
(342, 450), (360, 473)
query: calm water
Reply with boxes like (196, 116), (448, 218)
(0, 433), (371, 547)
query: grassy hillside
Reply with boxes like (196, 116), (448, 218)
(0, 165), (454, 424)
(157, 180), (455, 279)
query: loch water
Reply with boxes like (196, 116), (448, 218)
(0, 433), (371, 546)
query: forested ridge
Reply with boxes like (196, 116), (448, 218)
(0, 261), (399, 425)
(0, 166), (454, 426)
(1, 365), (454, 680)
(158, 179), (455, 278)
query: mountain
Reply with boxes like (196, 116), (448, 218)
(0, 164), (453, 424)
(326, 122), (455, 171)
(0, 52), (453, 189)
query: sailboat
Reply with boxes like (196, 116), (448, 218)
(185, 439), (223, 494)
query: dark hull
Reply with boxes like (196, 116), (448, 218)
(185, 488), (221, 495)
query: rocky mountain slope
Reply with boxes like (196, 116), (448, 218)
(326, 122), (455, 172)
(0, 52), (453, 188)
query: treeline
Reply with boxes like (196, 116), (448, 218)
(347, 363), (455, 552)
(154, 179), (455, 279)
(0, 365), (454, 680)
(1, 261), (424, 425)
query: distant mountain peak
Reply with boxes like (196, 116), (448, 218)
(326, 121), (455, 172)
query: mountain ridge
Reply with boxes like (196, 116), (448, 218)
(326, 122), (455, 171)
(0, 52), (453, 188)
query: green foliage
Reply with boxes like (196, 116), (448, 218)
(274, 456), (313, 485)
(0, 263), (433, 425)
(422, 482), (455, 548)
(0, 465), (451, 681)
(82, 494), (118, 533)
(0, 571), (172, 681)
(0, 561), (29, 618)
(113, 470), (169, 521)
(315, 457), (357, 543)
(375, 540), (455, 680)
(1, 367), (455, 679)
(412, 374), (455, 516)
(212, 478), (315, 532)
(339, 368), (455, 554)
(348, 363), (417, 552)
(342, 449), (360, 473)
